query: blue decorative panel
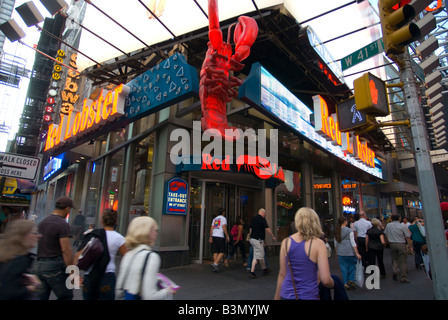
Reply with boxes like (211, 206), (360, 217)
(125, 53), (199, 121)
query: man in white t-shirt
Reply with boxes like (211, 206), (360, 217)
(209, 208), (230, 272)
(353, 211), (372, 268)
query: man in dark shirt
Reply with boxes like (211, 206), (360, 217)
(248, 208), (276, 278)
(35, 196), (75, 300)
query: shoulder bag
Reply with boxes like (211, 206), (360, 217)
(286, 237), (314, 300)
(120, 249), (152, 300)
(286, 237), (298, 300)
(77, 236), (104, 271)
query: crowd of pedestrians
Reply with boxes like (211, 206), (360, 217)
(0, 196), (178, 300)
(0, 195), (442, 300)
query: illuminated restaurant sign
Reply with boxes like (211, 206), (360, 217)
(176, 153), (285, 183)
(43, 54), (199, 153)
(44, 84), (130, 152)
(61, 53), (81, 115)
(239, 63), (382, 179)
(201, 154), (285, 182)
(314, 95), (376, 168)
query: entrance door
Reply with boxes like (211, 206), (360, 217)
(188, 180), (259, 262)
(203, 183), (237, 260)
(238, 188), (256, 232)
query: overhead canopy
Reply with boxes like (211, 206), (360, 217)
(77, 1), (394, 155)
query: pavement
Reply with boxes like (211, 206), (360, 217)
(65, 247), (436, 301)
(163, 251), (436, 301)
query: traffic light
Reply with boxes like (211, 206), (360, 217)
(353, 72), (389, 116)
(378, 0), (436, 56)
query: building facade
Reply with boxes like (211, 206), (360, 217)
(29, 2), (423, 268)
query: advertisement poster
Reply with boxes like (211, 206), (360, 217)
(165, 177), (188, 215)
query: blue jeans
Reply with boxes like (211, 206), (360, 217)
(83, 272), (116, 300)
(226, 240), (246, 263)
(337, 255), (357, 284)
(34, 257), (73, 300)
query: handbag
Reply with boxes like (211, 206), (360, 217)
(77, 237), (104, 271)
(355, 260), (364, 288)
(417, 221), (426, 238)
(122, 250), (152, 300)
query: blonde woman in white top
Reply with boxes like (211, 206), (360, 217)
(116, 216), (177, 300)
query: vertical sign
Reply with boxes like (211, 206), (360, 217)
(164, 177), (188, 215)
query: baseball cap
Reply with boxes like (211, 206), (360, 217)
(441, 202), (448, 212)
(55, 196), (76, 209)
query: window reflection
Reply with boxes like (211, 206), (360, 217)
(130, 134), (154, 219)
(276, 170), (303, 242)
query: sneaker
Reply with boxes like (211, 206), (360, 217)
(400, 278), (410, 283)
(210, 264), (219, 273)
(249, 272), (257, 279)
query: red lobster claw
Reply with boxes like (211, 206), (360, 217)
(232, 16), (258, 62)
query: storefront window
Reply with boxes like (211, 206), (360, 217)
(314, 174), (334, 240)
(188, 179), (202, 261)
(108, 128), (128, 150)
(342, 180), (359, 216)
(276, 170), (303, 242)
(85, 160), (103, 226)
(134, 113), (157, 135)
(361, 182), (379, 218)
(129, 134), (154, 219)
(102, 149), (124, 212)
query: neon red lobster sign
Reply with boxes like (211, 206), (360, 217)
(201, 154), (285, 182)
(200, 0), (258, 140)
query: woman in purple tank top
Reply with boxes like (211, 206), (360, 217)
(274, 208), (334, 300)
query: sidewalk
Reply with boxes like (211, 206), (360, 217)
(162, 250), (436, 300)
(68, 247), (436, 300)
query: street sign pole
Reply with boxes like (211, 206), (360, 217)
(400, 50), (448, 300)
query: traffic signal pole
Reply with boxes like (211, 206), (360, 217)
(400, 50), (448, 300)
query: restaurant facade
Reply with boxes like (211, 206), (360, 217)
(31, 2), (395, 267)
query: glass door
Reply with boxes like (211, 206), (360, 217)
(188, 181), (258, 263)
(188, 179), (203, 261)
(203, 183), (225, 260)
(238, 189), (255, 231)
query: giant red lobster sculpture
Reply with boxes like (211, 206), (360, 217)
(200, 0), (258, 140)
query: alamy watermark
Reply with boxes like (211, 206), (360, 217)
(66, 265), (81, 290)
(365, 265), (381, 290)
(169, 121), (279, 169)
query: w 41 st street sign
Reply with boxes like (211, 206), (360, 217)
(341, 39), (384, 71)
(0, 152), (40, 180)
